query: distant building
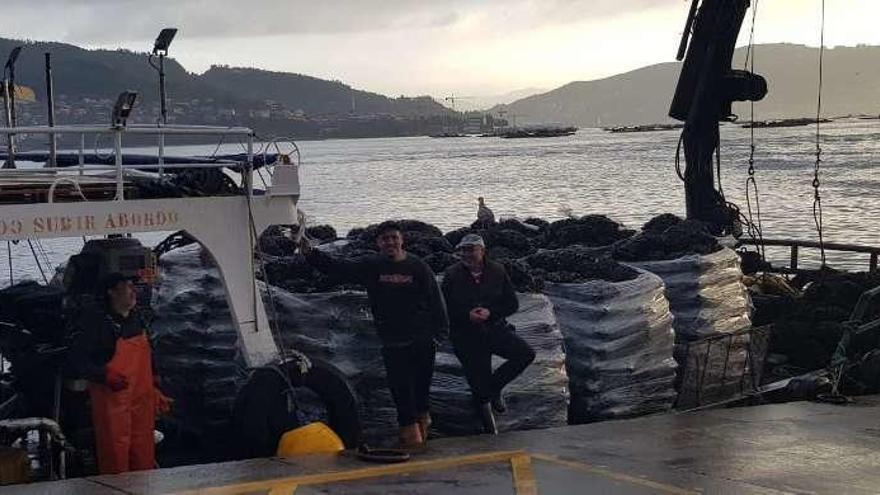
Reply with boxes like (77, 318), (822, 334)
(464, 114), (487, 134)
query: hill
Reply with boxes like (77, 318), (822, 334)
(201, 66), (447, 117)
(0, 37), (449, 138)
(496, 44), (880, 126)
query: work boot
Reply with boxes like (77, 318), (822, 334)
(478, 403), (499, 435)
(491, 392), (507, 414)
(416, 413), (432, 443)
(397, 423), (426, 453)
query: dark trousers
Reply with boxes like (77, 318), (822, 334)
(381, 339), (437, 427)
(453, 324), (536, 404)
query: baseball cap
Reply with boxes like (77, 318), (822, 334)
(456, 234), (486, 250)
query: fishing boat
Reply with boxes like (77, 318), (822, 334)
(0, 64), (362, 480)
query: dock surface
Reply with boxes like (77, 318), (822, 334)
(6, 397), (880, 494)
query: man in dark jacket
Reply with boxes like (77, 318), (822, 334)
(69, 273), (172, 474)
(299, 221), (448, 449)
(441, 234), (535, 434)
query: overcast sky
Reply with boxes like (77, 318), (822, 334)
(3, 1), (878, 97)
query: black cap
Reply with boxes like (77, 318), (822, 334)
(101, 272), (137, 292)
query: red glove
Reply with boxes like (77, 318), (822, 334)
(154, 388), (174, 416)
(105, 368), (129, 391)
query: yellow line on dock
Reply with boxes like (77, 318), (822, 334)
(510, 453), (538, 495)
(172, 450), (526, 495)
(267, 482), (298, 495)
(531, 453), (698, 495)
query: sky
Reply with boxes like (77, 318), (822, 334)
(3, 1), (879, 99)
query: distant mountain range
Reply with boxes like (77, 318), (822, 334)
(495, 44), (880, 127)
(3, 38), (878, 135)
(0, 37), (451, 139)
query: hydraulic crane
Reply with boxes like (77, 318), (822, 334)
(669, 0), (768, 234)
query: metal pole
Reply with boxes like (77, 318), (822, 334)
(8, 63), (16, 130)
(2, 78), (14, 169)
(246, 134), (254, 197)
(78, 134), (85, 175)
(158, 54), (167, 176)
(159, 54), (168, 126)
(158, 134), (165, 176)
(44, 53), (57, 168)
(114, 129), (123, 200)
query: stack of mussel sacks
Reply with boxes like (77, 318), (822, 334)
(151, 245), (249, 443)
(494, 216), (678, 423)
(262, 219), (569, 440)
(612, 214), (754, 407)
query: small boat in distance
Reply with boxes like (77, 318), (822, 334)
(498, 125), (578, 138)
(741, 117), (832, 128)
(603, 123), (684, 133)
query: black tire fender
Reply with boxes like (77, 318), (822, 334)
(233, 356), (361, 458)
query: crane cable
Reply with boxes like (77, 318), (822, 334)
(813, 0), (827, 267)
(743, 0), (766, 259)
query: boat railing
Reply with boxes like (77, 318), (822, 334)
(0, 124), (296, 201)
(738, 238), (880, 273)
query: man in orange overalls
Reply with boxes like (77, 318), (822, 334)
(70, 273), (172, 474)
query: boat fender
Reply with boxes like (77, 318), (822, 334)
(232, 357), (361, 458)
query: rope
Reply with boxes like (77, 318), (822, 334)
(715, 133), (724, 200)
(674, 134), (685, 181)
(243, 175), (288, 362)
(26, 240), (48, 284)
(35, 240), (55, 277)
(6, 242), (12, 286)
(813, 0), (827, 266)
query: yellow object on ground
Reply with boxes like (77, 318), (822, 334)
(276, 422), (345, 457)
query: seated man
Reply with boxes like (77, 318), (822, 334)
(441, 234), (535, 434)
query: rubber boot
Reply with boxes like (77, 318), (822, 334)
(397, 423), (426, 453)
(478, 403), (499, 435)
(416, 413), (432, 443)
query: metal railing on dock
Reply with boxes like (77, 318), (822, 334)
(738, 238), (880, 273)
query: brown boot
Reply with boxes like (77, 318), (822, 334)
(397, 423), (426, 453)
(416, 413), (432, 443)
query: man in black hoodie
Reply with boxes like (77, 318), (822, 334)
(299, 221), (448, 449)
(441, 234), (535, 434)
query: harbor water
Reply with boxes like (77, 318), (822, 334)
(6, 119), (880, 283)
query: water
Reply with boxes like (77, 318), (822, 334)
(5, 119), (880, 283)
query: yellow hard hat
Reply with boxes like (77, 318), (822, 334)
(276, 422), (345, 457)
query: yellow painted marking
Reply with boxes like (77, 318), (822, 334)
(510, 453), (538, 495)
(173, 450), (525, 495)
(267, 482), (298, 495)
(531, 453), (698, 495)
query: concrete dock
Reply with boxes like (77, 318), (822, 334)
(5, 397), (880, 494)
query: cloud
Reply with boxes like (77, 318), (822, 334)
(3, 0), (683, 44)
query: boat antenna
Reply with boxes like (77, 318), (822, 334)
(812, 0), (827, 267)
(149, 28), (177, 126)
